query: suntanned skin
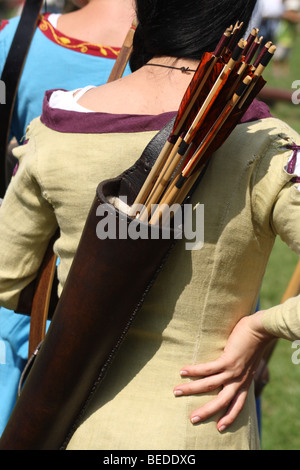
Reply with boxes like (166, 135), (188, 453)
(57, 0), (136, 47)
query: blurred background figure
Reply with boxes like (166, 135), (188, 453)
(247, 0), (264, 31)
(0, 1), (70, 18)
(273, 0), (300, 76)
(0, 0), (24, 19)
(42, 0), (65, 12)
(16, 0), (66, 14)
(259, 0), (284, 43)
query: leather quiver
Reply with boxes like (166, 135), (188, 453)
(0, 120), (181, 450)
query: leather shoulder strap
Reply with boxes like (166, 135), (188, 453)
(0, 0), (44, 196)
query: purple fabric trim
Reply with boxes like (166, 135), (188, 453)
(13, 138), (29, 175)
(240, 99), (272, 124)
(286, 143), (300, 178)
(12, 164), (19, 176)
(40, 90), (177, 134)
(40, 91), (271, 136)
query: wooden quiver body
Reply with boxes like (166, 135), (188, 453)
(0, 120), (182, 450)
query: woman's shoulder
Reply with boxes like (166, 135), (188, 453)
(215, 110), (300, 189)
(39, 88), (177, 136)
(233, 114), (300, 197)
(239, 113), (300, 148)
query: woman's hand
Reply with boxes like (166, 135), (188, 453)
(173, 311), (275, 432)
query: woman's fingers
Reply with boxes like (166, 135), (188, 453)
(179, 358), (226, 378)
(173, 362), (252, 428)
(173, 358), (228, 396)
(172, 313), (274, 430)
(216, 387), (248, 432)
(173, 356), (241, 397)
(188, 384), (238, 425)
(188, 382), (250, 427)
(173, 371), (227, 396)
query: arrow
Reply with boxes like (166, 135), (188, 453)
(137, 38), (246, 221)
(130, 25), (234, 214)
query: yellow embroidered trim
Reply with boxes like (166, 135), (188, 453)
(39, 16), (119, 58)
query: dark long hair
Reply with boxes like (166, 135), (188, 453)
(130, 0), (257, 71)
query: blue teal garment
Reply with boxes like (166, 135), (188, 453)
(0, 309), (31, 434)
(0, 308), (51, 435)
(0, 15), (131, 436)
(0, 15), (132, 142)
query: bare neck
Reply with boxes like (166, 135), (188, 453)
(77, 57), (200, 115)
(57, 0), (135, 47)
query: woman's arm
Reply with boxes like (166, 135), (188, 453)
(0, 137), (58, 310)
(173, 311), (276, 432)
(174, 146), (300, 431)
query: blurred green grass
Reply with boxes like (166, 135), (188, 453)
(260, 239), (299, 450)
(259, 31), (300, 450)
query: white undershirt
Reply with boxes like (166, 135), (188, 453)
(49, 86), (96, 113)
(48, 13), (61, 28)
